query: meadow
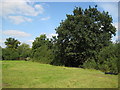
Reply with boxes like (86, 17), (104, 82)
(2, 60), (118, 88)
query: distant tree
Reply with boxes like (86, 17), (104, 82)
(32, 34), (48, 50)
(5, 37), (20, 49)
(32, 34), (54, 63)
(2, 37), (20, 60)
(2, 48), (19, 60)
(17, 43), (31, 59)
(54, 6), (116, 67)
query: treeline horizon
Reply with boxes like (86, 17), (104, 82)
(1, 6), (120, 74)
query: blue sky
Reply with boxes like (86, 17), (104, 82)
(1, 0), (119, 47)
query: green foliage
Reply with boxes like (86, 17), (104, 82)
(32, 45), (53, 64)
(17, 43), (31, 59)
(2, 37), (31, 60)
(83, 43), (119, 74)
(53, 6), (116, 67)
(32, 34), (54, 64)
(82, 58), (98, 69)
(5, 37), (20, 49)
(0, 46), (2, 60)
(97, 43), (119, 74)
(117, 42), (120, 73)
(2, 48), (19, 60)
(3, 37), (20, 60)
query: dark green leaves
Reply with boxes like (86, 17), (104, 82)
(54, 6), (116, 67)
(5, 37), (20, 49)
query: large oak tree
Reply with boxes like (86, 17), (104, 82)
(54, 6), (116, 67)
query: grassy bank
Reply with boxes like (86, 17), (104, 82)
(2, 60), (118, 88)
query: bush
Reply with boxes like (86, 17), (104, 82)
(98, 57), (118, 74)
(32, 45), (54, 64)
(31, 34), (54, 64)
(82, 58), (98, 69)
(2, 48), (19, 60)
(17, 43), (31, 59)
(97, 43), (119, 74)
(82, 43), (119, 74)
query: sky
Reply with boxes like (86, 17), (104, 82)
(0, 0), (119, 48)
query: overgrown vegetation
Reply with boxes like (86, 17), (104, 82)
(1, 6), (119, 74)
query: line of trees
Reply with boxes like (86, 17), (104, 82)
(2, 37), (31, 60)
(1, 6), (119, 74)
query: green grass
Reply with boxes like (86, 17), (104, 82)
(2, 60), (118, 88)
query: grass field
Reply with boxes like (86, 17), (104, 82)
(2, 60), (118, 88)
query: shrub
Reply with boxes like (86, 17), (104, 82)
(2, 48), (19, 60)
(82, 58), (98, 69)
(32, 45), (54, 64)
(97, 43), (119, 74)
(82, 43), (119, 74)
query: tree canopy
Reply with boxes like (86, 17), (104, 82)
(17, 43), (31, 59)
(54, 6), (116, 67)
(5, 37), (20, 49)
(31, 34), (54, 63)
(3, 37), (31, 60)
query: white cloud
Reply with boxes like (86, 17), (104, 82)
(41, 16), (50, 21)
(1, 0), (44, 24)
(27, 40), (34, 43)
(21, 39), (34, 48)
(46, 33), (58, 38)
(8, 16), (32, 24)
(3, 30), (31, 37)
(40, 33), (57, 38)
(2, 0), (44, 16)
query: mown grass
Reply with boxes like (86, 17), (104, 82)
(2, 60), (118, 88)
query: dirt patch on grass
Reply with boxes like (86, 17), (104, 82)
(2, 83), (11, 87)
